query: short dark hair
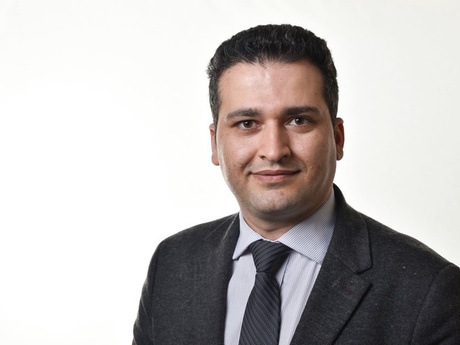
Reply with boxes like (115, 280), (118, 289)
(207, 24), (338, 125)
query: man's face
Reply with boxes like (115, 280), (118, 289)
(210, 60), (344, 238)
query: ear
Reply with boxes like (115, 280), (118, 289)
(209, 123), (220, 166)
(334, 118), (345, 161)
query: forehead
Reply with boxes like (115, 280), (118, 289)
(217, 60), (326, 115)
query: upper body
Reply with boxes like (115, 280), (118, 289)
(132, 186), (460, 344)
(133, 24), (460, 344)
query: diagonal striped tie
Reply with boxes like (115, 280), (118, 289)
(239, 240), (291, 345)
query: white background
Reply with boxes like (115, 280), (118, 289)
(1, 1), (459, 344)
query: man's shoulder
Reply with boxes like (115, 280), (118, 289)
(334, 185), (455, 271)
(358, 211), (457, 274)
(156, 213), (239, 254)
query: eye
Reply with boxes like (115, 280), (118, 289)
(289, 117), (311, 126)
(237, 120), (256, 129)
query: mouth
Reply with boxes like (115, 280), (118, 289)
(251, 169), (300, 183)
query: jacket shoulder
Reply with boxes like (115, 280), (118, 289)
(361, 212), (453, 270)
(160, 213), (238, 247)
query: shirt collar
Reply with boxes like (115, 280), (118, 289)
(233, 190), (336, 264)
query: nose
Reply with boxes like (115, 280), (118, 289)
(258, 124), (291, 162)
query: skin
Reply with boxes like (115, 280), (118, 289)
(210, 60), (345, 240)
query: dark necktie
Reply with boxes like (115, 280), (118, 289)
(239, 240), (291, 345)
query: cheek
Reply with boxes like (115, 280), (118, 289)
(294, 135), (336, 167)
(217, 146), (251, 190)
(219, 141), (253, 168)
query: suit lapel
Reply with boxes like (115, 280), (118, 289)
(290, 256), (371, 345)
(189, 214), (240, 344)
(291, 186), (372, 345)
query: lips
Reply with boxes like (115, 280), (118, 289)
(251, 169), (300, 183)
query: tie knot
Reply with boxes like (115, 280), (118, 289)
(249, 240), (291, 274)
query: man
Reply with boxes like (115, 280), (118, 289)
(133, 24), (460, 344)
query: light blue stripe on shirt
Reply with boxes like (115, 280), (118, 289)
(224, 191), (336, 345)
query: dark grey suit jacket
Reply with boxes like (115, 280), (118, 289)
(133, 186), (460, 344)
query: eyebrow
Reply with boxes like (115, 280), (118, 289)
(225, 108), (261, 121)
(284, 106), (320, 116)
(224, 105), (321, 121)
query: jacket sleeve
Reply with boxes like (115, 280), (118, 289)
(411, 263), (460, 344)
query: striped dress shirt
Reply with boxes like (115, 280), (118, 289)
(224, 191), (336, 345)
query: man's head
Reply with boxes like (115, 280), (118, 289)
(208, 24), (344, 239)
(207, 24), (338, 126)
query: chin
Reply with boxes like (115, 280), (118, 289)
(251, 199), (302, 218)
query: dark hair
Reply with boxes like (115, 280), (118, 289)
(207, 24), (338, 125)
